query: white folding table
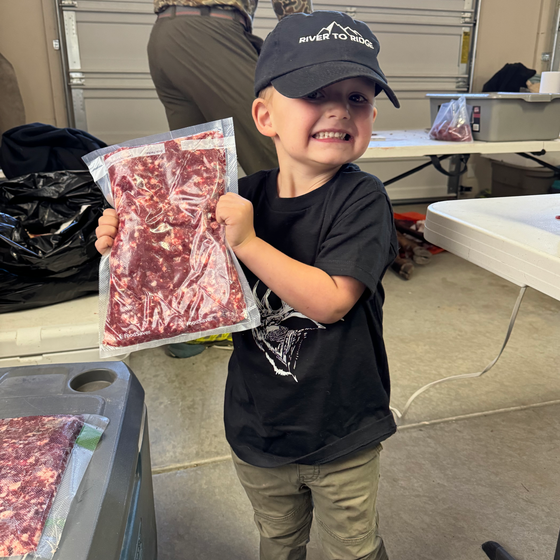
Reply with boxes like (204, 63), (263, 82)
(361, 129), (560, 160)
(425, 194), (560, 300)
(357, 130), (560, 196)
(425, 194), (560, 560)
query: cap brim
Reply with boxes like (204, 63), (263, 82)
(271, 61), (400, 108)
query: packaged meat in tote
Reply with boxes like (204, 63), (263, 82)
(429, 96), (473, 142)
(0, 414), (108, 559)
(83, 118), (260, 357)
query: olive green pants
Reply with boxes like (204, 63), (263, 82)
(232, 445), (389, 560)
(147, 14), (278, 175)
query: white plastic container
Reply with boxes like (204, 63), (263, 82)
(0, 296), (128, 366)
(427, 93), (560, 142)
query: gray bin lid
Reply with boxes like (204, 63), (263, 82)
(426, 92), (560, 103)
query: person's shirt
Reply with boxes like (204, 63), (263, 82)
(225, 163), (399, 468)
(152, 0), (312, 31)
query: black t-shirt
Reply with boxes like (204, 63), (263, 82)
(225, 163), (398, 467)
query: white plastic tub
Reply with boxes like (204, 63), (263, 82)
(0, 296), (128, 366)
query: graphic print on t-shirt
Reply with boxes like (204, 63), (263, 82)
(252, 281), (325, 381)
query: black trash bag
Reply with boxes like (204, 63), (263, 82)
(0, 122), (107, 179)
(0, 266), (99, 313)
(0, 170), (107, 313)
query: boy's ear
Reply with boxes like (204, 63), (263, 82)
(252, 97), (276, 138)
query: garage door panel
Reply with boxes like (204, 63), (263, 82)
(375, 31), (462, 75)
(373, 94), (437, 130)
(79, 0), (153, 12)
(312, 0), (467, 9)
(84, 92), (168, 144)
(77, 19), (153, 72)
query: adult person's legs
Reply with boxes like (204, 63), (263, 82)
(147, 12), (278, 175)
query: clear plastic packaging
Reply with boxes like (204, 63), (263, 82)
(0, 414), (108, 560)
(83, 118), (260, 357)
(429, 96), (473, 142)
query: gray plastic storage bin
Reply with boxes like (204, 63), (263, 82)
(490, 160), (556, 197)
(0, 361), (157, 560)
(427, 93), (560, 141)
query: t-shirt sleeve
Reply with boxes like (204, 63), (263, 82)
(314, 185), (397, 295)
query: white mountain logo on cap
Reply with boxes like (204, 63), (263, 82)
(299, 21), (375, 49)
(318, 22), (362, 37)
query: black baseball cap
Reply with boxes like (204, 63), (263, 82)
(254, 11), (400, 108)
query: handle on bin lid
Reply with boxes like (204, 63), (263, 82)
(492, 92), (560, 102)
(426, 92), (560, 102)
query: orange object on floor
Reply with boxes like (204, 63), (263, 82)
(393, 212), (445, 255)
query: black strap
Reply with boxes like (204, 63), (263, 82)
(429, 154), (470, 177)
(517, 152), (560, 175)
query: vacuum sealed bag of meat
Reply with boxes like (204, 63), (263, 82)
(429, 96), (473, 142)
(83, 118), (260, 357)
(0, 414), (108, 559)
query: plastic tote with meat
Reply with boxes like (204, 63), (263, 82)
(83, 118), (260, 357)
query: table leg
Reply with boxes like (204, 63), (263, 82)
(516, 151), (560, 176)
(447, 155), (463, 195)
(383, 155), (452, 187)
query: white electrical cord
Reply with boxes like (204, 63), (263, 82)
(391, 285), (528, 424)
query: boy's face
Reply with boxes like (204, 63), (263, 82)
(255, 78), (378, 172)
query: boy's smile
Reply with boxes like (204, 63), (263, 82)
(255, 78), (378, 182)
(312, 130), (352, 142)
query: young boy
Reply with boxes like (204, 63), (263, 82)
(96, 11), (399, 560)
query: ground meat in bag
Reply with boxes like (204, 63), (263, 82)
(0, 415), (84, 557)
(429, 97), (473, 142)
(102, 131), (247, 348)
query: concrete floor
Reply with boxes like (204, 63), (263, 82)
(129, 205), (560, 560)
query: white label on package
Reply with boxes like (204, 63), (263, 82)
(105, 144), (166, 169)
(180, 137), (236, 151)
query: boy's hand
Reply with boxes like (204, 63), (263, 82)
(95, 208), (119, 255)
(216, 193), (256, 251)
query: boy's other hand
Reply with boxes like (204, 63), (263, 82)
(216, 193), (256, 251)
(95, 208), (119, 255)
